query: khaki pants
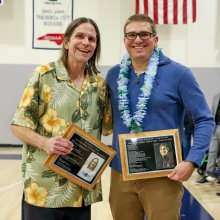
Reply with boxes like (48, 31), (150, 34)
(109, 169), (183, 220)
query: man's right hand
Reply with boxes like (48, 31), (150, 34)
(42, 136), (73, 155)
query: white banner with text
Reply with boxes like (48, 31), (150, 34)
(33, 0), (74, 49)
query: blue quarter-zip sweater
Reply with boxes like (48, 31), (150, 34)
(106, 51), (214, 172)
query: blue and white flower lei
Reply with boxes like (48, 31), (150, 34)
(117, 48), (160, 133)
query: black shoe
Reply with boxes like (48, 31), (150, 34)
(207, 170), (220, 178)
(195, 176), (209, 184)
(216, 180), (220, 185)
(216, 192), (220, 196)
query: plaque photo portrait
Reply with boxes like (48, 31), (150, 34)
(119, 129), (182, 181)
(154, 142), (176, 170)
(77, 152), (105, 183)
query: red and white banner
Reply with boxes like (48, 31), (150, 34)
(136, 0), (196, 24)
(33, 0), (73, 49)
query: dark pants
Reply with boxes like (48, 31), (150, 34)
(22, 196), (91, 220)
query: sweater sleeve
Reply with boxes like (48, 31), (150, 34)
(178, 68), (215, 166)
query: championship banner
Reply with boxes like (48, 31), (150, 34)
(33, 0), (74, 49)
(136, 0), (196, 24)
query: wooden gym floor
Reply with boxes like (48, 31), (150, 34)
(0, 147), (220, 220)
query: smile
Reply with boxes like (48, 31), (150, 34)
(132, 46), (146, 49)
(78, 48), (90, 53)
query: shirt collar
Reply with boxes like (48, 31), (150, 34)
(55, 59), (99, 83)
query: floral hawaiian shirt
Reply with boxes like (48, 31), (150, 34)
(12, 60), (112, 208)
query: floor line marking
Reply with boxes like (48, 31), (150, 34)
(0, 180), (22, 192)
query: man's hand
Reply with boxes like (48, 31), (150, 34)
(167, 161), (195, 182)
(41, 136), (73, 155)
(11, 125), (73, 155)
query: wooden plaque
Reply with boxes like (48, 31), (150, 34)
(44, 123), (115, 191)
(119, 129), (182, 181)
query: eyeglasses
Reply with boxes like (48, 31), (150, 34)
(124, 32), (155, 40)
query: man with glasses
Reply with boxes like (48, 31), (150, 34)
(105, 14), (214, 220)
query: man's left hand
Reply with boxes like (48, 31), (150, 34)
(167, 161), (195, 182)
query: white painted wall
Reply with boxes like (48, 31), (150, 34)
(0, 0), (220, 67)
